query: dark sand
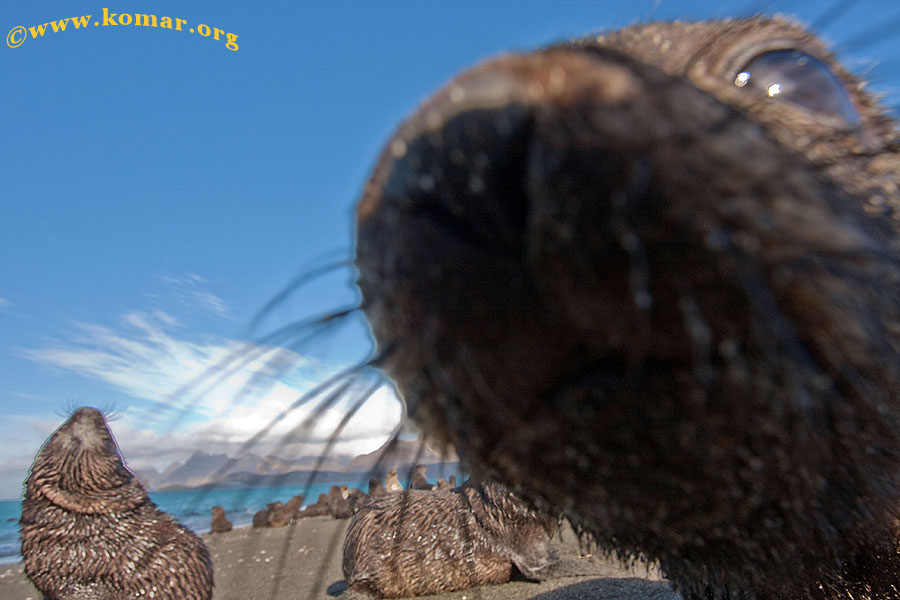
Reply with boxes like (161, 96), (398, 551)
(0, 516), (681, 600)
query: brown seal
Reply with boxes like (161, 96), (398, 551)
(354, 16), (900, 600)
(252, 505), (273, 527)
(435, 477), (450, 490)
(408, 464), (433, 490)
(368, 476), (386, 497)
(210, 505), (233, 533)
(297, 492), (330, 518)
(327, 484), (357, 519)
(268, 494), (304, 527)
(342, 480), (556, 598)
(20, 407), (214, 600)
(383, 469), (402, 492)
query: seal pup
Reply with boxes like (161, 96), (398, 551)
(435, 477), (451, 490)
(342, 480), (556, 598)
(20, 407), (214, 600)
(408, 464), (434, 490)
(384, 469), (402, 492)
(354, 16), (900, 600)
(210, 505), (233, 533)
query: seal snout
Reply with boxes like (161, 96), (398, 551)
(60, 406), (110, 448)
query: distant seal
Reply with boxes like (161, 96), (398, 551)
(20, 407), (213, 600)
(368, 476), (386, 498)
(297, 493), (330, 518)
(328, 484), (354, 519)
(408, 464), (433, 490)
(252, 505), (273, 528)
(354, 16), (900, 599)
(210, 505), (233, 533)
(342, 480), (556, 598)
(383, 469), (402, 492)
(268, 494), (304, 527)
(347, 487), (367, 509)
(435, 477), (450, 490)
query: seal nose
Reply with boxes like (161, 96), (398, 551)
(356, 49), (644, 246)
(355, 48), (653, 343)
(62, 407), (109, 447)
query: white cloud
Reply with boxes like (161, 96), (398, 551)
(18, 310), (404, 474)
(150, 272), (231, 318)
(191, 291), (230, 317)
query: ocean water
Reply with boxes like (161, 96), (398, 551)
(0, 471), (461, 565)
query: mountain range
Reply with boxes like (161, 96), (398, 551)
(132, 438), (458, 491)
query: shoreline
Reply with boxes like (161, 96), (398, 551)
(0, 516), (681, 600)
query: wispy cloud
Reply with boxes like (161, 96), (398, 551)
(18, 310), (402, 474)
(0, 297), (12, 312)
(151, 271), (231, 318)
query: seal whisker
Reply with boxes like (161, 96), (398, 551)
(144, 304), (361, 434)
(248, 254), (355, 335)
(264, 377), (386, 599)
(224, 306), (363, 411)
(174, 366), (376, 533)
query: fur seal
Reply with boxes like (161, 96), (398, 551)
(267, 494), (304, 527)
(342, 480), (556, 598)
(383, 469), (402, 492)
(435, 477), (450, 490)
(297, 492), (330, 518)
(354, 16), (900, 599)
(408, 464), (433, 490)
(210, 505), (233, 533)
(327, 484), (355, 519)
(368, 476), (386, 497)
(252, 505), (273, 527)
(20, 407), (214, 600)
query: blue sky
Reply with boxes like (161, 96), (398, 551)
(1, 0), (898, 500)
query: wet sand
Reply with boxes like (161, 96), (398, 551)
(0, 516), (681, 600)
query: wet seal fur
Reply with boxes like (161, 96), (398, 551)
(342, 480), (556, 598)
(355, 15), (900, 600)
(20, 407), (213, 600)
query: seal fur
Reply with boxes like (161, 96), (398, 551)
(20, 407), (214, 600)
(342, 480), (556, 598)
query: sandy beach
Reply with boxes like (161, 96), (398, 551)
(0, 516), (681, 600)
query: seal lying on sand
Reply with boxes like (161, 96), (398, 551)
(342, 481), (556, 598)
(20, 407), (214, 600)
(354, 16), (900, 600)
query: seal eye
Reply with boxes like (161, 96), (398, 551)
(733, 49), (859, 124)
